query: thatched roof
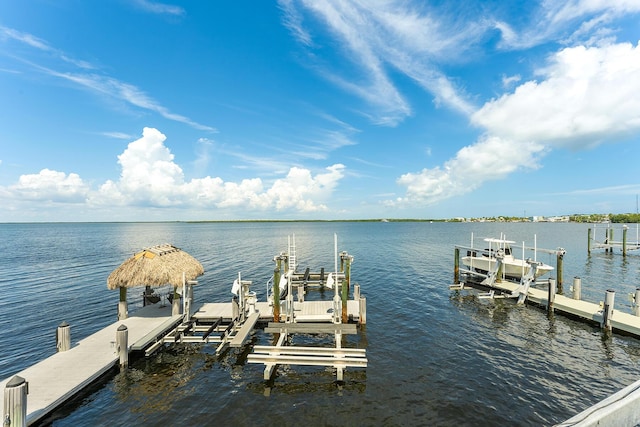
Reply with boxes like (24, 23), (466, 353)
(107, 244), (204, 290)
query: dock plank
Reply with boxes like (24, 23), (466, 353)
(0, 304), (181, 426)
(229, 312), (260, 347)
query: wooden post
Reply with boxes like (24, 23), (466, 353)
(171, 287), (180, 316)
(116, 324), (128, 369)
(603, 289), (615, 331)
(297, 284), (304, 303)
(556, 251), (564, 293)
(608, 228), (614, 253)
(454, 247), (460, 284)
(3, 376), (28, 427)
(623, 225), (628, 257)
(342, 254), (352, 323)
(572, 277), (582, 300)
(354, 283), (360, 301)
(634, 288), (640, 317)
(56, 321), (70, 352)
(118, 287), (128, 320)
(273, 264), (281, 323)
(587, 228), (592, 255)
(547, 278), (556, 313)
(359, 296), (367, 325)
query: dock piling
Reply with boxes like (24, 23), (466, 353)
(572, 277), (582, 300)
(547, 278), (556, 313)
(118, 287), (128, 320)
(603, 289), (615, 331)
(634, 288), (640, 317)
(454, 247), (460, 285)
(116, 325), (128, 368)
(56, 322), (70, 352)
(623, 225), (628, 257)
(359, 296), (367, 325)
(3, 376), (28, 427)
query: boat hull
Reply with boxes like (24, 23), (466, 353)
(461, 256), (553, 280)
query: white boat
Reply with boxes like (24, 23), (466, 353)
(461, 237), (554, 280)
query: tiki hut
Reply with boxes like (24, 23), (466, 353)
(108, 244), (204, 319)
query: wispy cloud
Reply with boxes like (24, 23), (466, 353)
(1, 25), (216, 132)
(131, 0), (185, 16)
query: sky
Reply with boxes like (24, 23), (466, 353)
(1, 1), (640, 222)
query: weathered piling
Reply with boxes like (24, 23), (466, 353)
(56, 321), (71, 352)
(547, 278), (556, 313)
(603, 289), (615, 331)
(116, 325), (128, 368)
(359, 296), (367, 325)
(634, 288), (640, 317)
(572, 277), (582, 300)
(454, 247), (460, 284)
(623, 225), (628, 257)
(556, 251), (564, 292)
(273, 264), (281, 323)
(588, 228), (592, 255)
(3, 376), (28, 427)
(341, 252), (352, 323)
(171, 287), (181, 316)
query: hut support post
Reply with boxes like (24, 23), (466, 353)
(3, 376), (28, 427)
(116, 325), (128, 369)
(603, 289), (615, 332)
(56, 322), (70, 352)
(172, 287), (180, 316)
(572, 277), (582, 300)
(118, 287), (128, 320)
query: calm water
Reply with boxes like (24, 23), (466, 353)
(2, 221), (640, 426)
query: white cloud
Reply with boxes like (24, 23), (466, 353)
(87, 127), (346, 213)
(8, 169), (89, 202)
(281, 1), (479, 125)
(391, 40), (640, 207)
(132, 0), (185, 16)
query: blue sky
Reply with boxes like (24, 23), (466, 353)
(1, 1), (640, 222)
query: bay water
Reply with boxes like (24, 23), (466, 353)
(1, 221), (640, 426)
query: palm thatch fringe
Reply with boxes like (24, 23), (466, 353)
(107, 244), (204, 290)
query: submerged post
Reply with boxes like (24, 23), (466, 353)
(56, 321), (71, 352)
(603, 289), (615, 332)
(572, 277), (582, 300)
(3, 376), (28, 427)
(118, 287), (128, 320)
(116, 324), (128, 368)
(547, 278), (556, 313)
(454, 247), (460, 285)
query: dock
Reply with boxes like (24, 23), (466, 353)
(2, 235), (368, 426)
(0, 304), (182, 426)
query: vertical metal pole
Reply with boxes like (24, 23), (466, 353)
(3, 376), (28, 427)
(547, 278), (556, 313)
(116, 325), (128, 369)
(118, 287), (128, 320)
(603, 289), (615, 331)
(56, 321), (71, 352)
(572, 277), (582, 300)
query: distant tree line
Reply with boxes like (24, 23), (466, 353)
(569, 213), (640, 223)
(610, 213), (640, 223)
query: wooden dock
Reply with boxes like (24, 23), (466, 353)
(0, 303), (183, 426)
